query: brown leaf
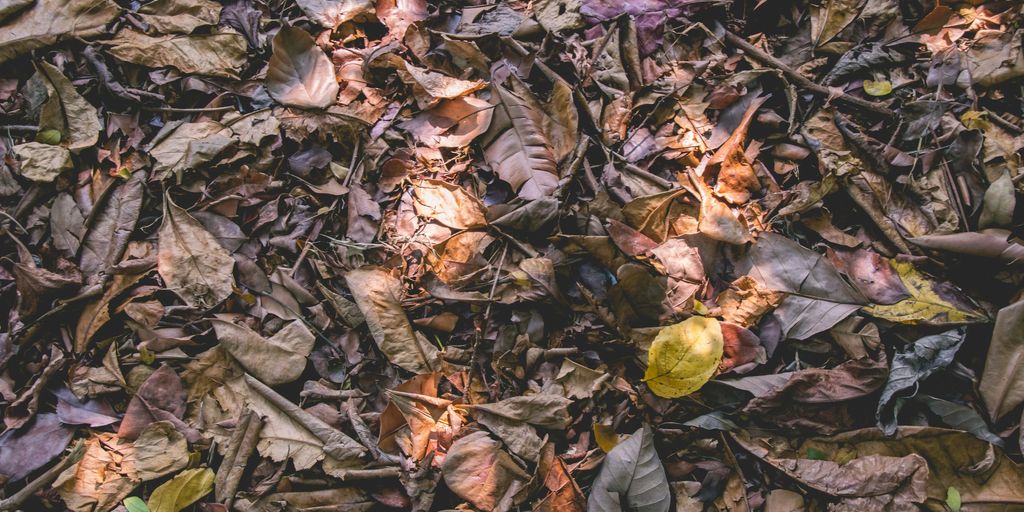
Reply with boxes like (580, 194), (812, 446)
(118, 364), (188, 441)
(212, 316), (315, 386)
(107, 29), (248, 78)
(157, 200), (235, 309)
(266, 25), (340, 109)
(344, 267), (441, 374)
(481, 83), (559, 200)
(441, 431), (530, 512)
(0, 0), (120, 63)
(742, 356), (888, 434)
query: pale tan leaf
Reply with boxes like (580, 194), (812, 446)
(138, 0), (220, 34)
(211, 317), (314, 386)
(157, 201), (235, 309)
(295, 0), (371, 29)
(107, 29), (247, 78)
(266, 25), (340, 109)
(481, 83), (559, 200)
(34, 61), (100, 151)
(0, 0), (120, 63)
(12, 141), (72, 182)
(344, 267), (441, 374)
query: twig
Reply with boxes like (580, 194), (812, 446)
(984, 108), (1023, 134)
(140, 105), (238, 113)
(722, 31), (895, 118)
(215, 410), (262, 509)
(0, 125), (38, 132)
(331, 467), (401, 480)
(0, 440), (85, 512)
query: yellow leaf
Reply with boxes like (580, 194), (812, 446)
(960, 110), (990, 130)
(593, 423), (620, 452)
(863, 80), (893, 96)
(864, 260), (988, 325)
(643, 317), (724, 398)
(147, 468), (214, 512)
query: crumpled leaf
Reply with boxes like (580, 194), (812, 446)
(467, 394), (572, 462)
(147, 468), (214, 512)
(404, 63), (486, 108)
(295, 0), (371, 29)
(345, 267), (441, 374)
(54, 433), (139, 512)
(979, 299), (1024, 420)
(157, 200), (235, 309)
(212, 316), (314, 386)
(33, 61), (100, 151)
(0, 0), (120, 63)
(266, 25), (340, 109)
(12, 141), (72, 182)
(147, 120), (235, 178)
(79, 172), (144, 279)
(442, 431), (530, 512)
(810, 0), (865, 46)
(411, 179), (487, 229)
(643, 316), (724, 398)
(588, 425), (670, 512)
(743, 356), (888, 434)
(118, 364), (188, 441)
(401, 96), (495, 147)
(127, 421), (189, 481)
(137, 0), (220, 34)
(738, 427), (1024, 509)
(50, 192), (85, 257)
(910, 230), (1024, 263)
(864, 260), (988, 326)
(107, 29), (248, 78)
(877, 328), (966, 435)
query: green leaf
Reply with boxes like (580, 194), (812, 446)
(805, 447), (828, 460)
(147, 468), (214, 512)
(123, 497), (150, 512)
(588, 425), (670, 512)
(947, 486), (961, 512)
(35, 129), (62, 145)
(643, 316), (723, 398)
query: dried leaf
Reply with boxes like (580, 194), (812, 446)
(979, 299), (1024, 420)
(107, 29), (248, 78)
(588, 425), (670, 512)
(481, 83), (559, 200)
(442, 431), (530, 512)
(344, 267), (441, 374)
(12, 141), (72, 182)
(864, 260), (988, 326)
(212, 317), (314, 386)
(157, 200), (235, 309)
(33, 61), (100, 151)
(0, 0), (120, 63)
(137, 0), (220, 34)
(266, 25), (340, 109)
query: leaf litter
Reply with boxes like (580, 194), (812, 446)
(1, 0), (1024, 511)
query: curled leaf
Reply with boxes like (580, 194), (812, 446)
(588, 425), (670, 512)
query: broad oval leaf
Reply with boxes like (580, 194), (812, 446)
(157, 200), (235, 309)
(644, 317), (724, 398)
(588, 425), (670, 512)
(863, 260), (988, 326)
(266, 25), (340, 109)
(147, 467), (214, 512)
(481, 83), (559, 200)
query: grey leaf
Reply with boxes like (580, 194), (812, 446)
(588, 425), (670, 512)
(877, 328), (967, 435)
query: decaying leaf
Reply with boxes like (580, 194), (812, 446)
(864, 260), (988, 326)
(588, 425), (670, 512)
(877, 328), (966, 435)
(0, 0), (120, 62)
(212, 316), (315, 386)
(266, 25), (341, 109)
(107, 29), (248, 78)
(344, 267), (441, 374)
(157, 200), (235, 309)
(442, 431), (530, 512)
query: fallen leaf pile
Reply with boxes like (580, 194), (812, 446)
(1, 0), (1024, 510)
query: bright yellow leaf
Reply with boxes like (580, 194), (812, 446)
(864, 260), (988, 325)
(960, 110), (990, 130)
(863, 80), (893, 96)
(147, 468), (214, 512)
(643, 317), (724, 398)
(593, 423), (620, 452)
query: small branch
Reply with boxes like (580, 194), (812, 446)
(215, 410), (262, 509)
(140, 105), (238, 113)
(0, 125), (38, 132)
(0, 440), (85, 512)
(331, 467), (401, 481)
(984, 108), (1023, 134)
(722, 31), (895, 118)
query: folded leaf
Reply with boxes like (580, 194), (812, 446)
(588, 425), (670, 512)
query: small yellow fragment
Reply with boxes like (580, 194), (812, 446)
(863, 80), (893, 96)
